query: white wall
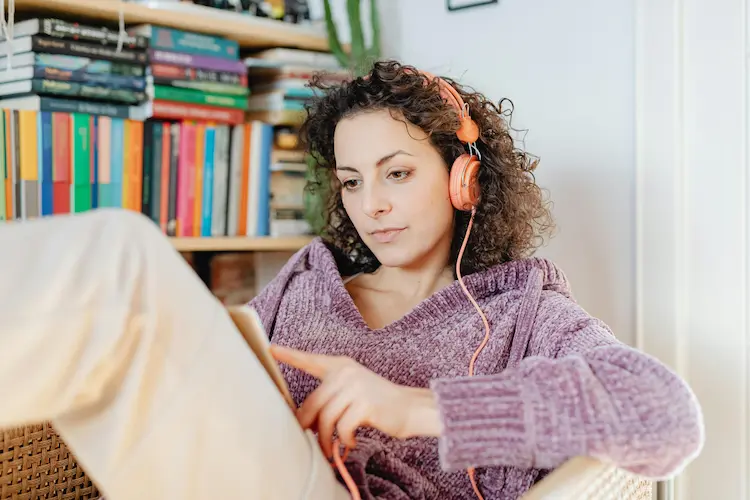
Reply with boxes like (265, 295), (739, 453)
(371, 0), (636, 345)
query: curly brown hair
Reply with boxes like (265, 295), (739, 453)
(300, 60), (554, 276)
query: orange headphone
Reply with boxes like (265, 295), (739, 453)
(335, 70), (490, 500)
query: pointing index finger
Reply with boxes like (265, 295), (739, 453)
(270, 345), (331, 379)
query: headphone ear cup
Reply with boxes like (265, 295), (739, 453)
(449, 154), (481, 211)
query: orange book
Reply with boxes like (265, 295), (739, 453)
(237, 123), (252, 236)
(4, 110), (10, 218)
(122, 121), (132, 210)
(160, 122), (171, 233)
(193, 123), (205, 236)
(131, 120), (144, 211)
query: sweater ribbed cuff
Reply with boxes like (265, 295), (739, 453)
(430, 373), (535, 471)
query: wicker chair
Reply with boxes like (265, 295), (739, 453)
(520, 456), (653, 500)
(3, 424), (652, 500)
(1, 423), (99, 500)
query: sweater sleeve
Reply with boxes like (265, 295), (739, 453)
(429, 320), (704, 479)
(247, 245), (310, 334)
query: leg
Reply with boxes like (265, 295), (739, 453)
(0, 209), (349, 500)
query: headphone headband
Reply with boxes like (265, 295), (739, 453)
(416, 70), (480, 145)
(363, 67), (481, 145)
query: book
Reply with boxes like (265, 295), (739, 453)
(0, 36), (148, 65)
(128, 24), (238, 59)
(5, 18), (148, 49)
(226, 305), (295, 411)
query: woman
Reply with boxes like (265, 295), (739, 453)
(0, 60), (701, 500)
(253, 60), (705, 499)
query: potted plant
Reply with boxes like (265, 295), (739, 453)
(304, 0), (381, 236)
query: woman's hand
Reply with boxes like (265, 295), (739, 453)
(270, 345), (443, 458)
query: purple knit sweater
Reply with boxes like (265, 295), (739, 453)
(249, 238), (704, 499)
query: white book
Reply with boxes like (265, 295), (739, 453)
(245, 122), (264, 237)
(226, 124), (244, 237)
(211, 125), (230, 237)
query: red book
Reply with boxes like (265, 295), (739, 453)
(151, 100), (245, 125)
(51, 112), (70, 214)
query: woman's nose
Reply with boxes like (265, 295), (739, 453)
(360, 184), (392, 219)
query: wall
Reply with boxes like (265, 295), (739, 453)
(637, 0), (748, 497)
(371, 0), (637, 345)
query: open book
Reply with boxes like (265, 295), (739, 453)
(226, 305), (296, 411)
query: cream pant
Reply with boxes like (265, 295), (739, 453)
(0, 209), (349, 500)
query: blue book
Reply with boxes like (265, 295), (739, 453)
(110, 118), (124, 208)
(37, 111), (53, 216)
(256, 123), (273, 237)
(129, 25), (239, 60)
(90, 116), (98, 209)
(201, 127), (215, 236)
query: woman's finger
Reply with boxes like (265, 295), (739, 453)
(336, 404), (363, 449)
(270, 345), (338, 379)
(317, 392), (352, 458)
(297, 378), (340, 430)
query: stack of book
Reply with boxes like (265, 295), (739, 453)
(245, 47), (346, 124)
(243, 47), (349, 237)
(0, 17), (149, 117)
(0, 18), (151, 218)
(128, 24), (249, 125)
(0, 109), (310, 239)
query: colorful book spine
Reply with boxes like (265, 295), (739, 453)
(193, 123), (204, 237)
(148, 49), (245, 74)
(176, 122), (195, 237)
(110, 118), (125, 208)
(150, 100), (244, 125)
(211, 125), (229, 237)
(70, 113), (91, 213)
(0, 112), (5, 221)
(150, 63), (247, 86)
(3, 36), (149, 65)
(150, 85), (247, 109)
(151, 77), (248, 96)
(18, 110), (38, 220)
(39, 112), (53, 216)
(90, 115), (98, 210)
(133, 25), (238, 59)
(201, 127), (215, 237)
(167, 122), (180, 237)
(51, 112), (70, 214)
(159, 121), (171, 233)
(34, 18), (148, 49)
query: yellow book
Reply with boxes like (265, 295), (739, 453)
(18, 110), (37, 181)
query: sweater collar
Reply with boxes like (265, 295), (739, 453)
(305, 237), (573, 332)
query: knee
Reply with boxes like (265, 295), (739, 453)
(90, 208), (167, 249)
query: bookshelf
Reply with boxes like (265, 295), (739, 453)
(13, 0), (331, 51)
(170, 236), (313, 252)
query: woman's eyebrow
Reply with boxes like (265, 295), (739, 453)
(336, 150), (414, 172)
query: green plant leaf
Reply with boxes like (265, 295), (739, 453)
(367, 0), (381, 61)
(347, 0), (365, 73)
(323, 0), (350, 69)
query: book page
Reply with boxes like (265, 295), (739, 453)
(227, 305), (295, 411)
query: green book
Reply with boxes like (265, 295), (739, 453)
(70, 113), (91, 213)
(0, 111), (5, 221)
(152, 85), (248, 110)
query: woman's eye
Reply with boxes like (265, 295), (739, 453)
(342, 179), (361, 190)
(389, 170), (410, 180)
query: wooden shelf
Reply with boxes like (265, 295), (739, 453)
(247, 109), (306, 126)
(14, 0), (331, 51)
(170, 236), (313, 252)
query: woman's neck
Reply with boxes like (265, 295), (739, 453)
(368, 264), (455, 302)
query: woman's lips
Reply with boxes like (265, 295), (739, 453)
(370, 228), (405, 243)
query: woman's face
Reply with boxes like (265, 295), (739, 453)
(333, 109), (455, 270)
